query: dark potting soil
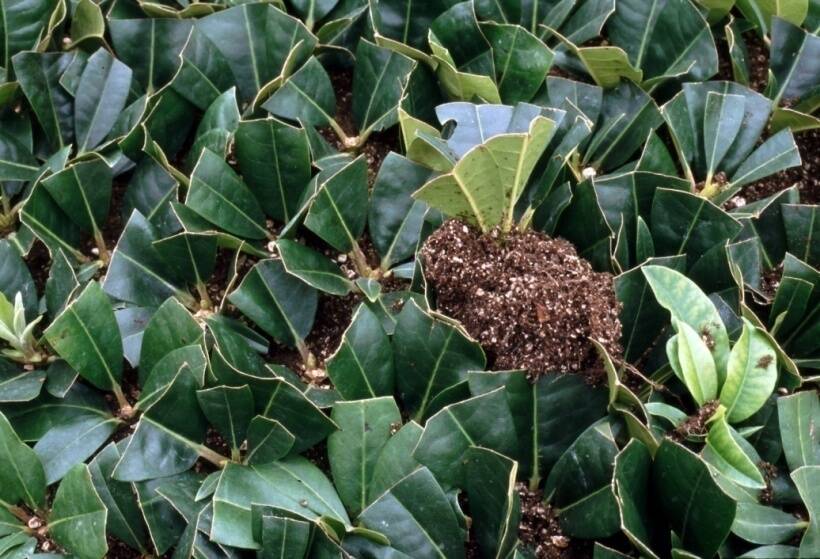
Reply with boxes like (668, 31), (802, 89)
(672, 400), (719, 441)
(24, 239), (51, 294)
(517, 484), (591, 559)
(421, 220), (622, 380)
(740, 129), (820, 205)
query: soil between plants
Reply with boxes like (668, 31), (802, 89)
(421, 220), (622, 380)
(517, 484), (591, 559)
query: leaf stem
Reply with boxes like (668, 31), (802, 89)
(197, 444), (230, 468)
(92, 228), (110, 265)
(349, 243), (374, 278)
(112, 386), (133, 418)
(196, 283), (213, 311)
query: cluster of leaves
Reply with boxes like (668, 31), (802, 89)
(0, 0), (818, 558)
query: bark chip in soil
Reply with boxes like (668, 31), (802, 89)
(421, 220), (622, 380)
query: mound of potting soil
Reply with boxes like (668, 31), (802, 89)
(421, 220), (622, 379)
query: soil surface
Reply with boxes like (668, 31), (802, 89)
(421, 220), (622, 380)
(517, 484), (591, 558)
(740, 129), (820, 205)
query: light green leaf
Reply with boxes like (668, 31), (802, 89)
(719, 319), (778, 423)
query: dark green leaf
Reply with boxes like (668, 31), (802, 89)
(0, 410), (46, 509)
(234, 117), (312, 223)
(44, 282), (123, 393)
(652, 439), (736, 557)
(359, 467), (465, 559)
(49, 464), (107, 559)
(328, 397), (401, 516)
(229, 259), (317, 349)
(393, 300), (485, 420)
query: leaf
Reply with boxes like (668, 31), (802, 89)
(703, 92), (746, 178)
(229, 259), (317, 349)
(109, 18), (192, 93)
(359, 467), (465, 559)
(650, 189), (743, 265)
(256, 378), (337, 453)
(187, 149), (269, 240)
(777, 391), (820, 471)
(546, 422), (620, 539)
(245, 416), (295, 465)
(792, 466), (820, 557)
(197, 385), (254, 453)
(0, 410), (46, 509)
(327, 397), (401, 516)
(44, 282), (123, 393)
(642, 265), (732, 381)
(464, 447), (520, 559)
(153, 232), (218, 289)
(769, 17), (820, 106)
(20, 181), (84, 260)
(0, 361), (45, 402)
(134, 475), (186, 555)
(211, 458), (348, 549)
(303, 156), (369, 253)
(672, 318), (719, 405)
(277, 239), (353, 295)
(607, 0), (718, 87)
(0, 129), (38, 181)
(88, 442), (150, 554)
(705, 406), (766, 489)
(481, 22), (554, 104)
(258, 514), (312, 559)
(728, 129), (801, 194)
(0, 240), (37, 319)
(368, 153), (433, 269)
(414, 388), (518, 489)
(171, 27), (236, 110)
(196, 3), (316, 102)
(584, 80), (663, 172)
(783, 204), (819, 267)
(393, 300), (485, 420)
(186, 87), (240, 168)
(33, 414), (119, 484)
(122, 158), (180, 237)
(732, 502), (808, 545)
(68, 0), (105, 48)
(414, 113), (556, 232)
(74, 48), (133, 153)
(326, 305), (394, 400)
(262, 56), (336, 127)
(0, 0), (59, 71)
(368, 421), (423, 504)
(104, 211), (194, 309)
(353, 39), (415, 135)
(234, 117), (312, 223)
(719, 319), (778, 423)
(44, 249), (78, 320)
(41, 156), (112, 238)
(138, 298), (202, 384)
(49, 464), (107, 559)
(614, 439), (660, 558)
(652, 439), (736, 558)
(577, 46), (643, 88)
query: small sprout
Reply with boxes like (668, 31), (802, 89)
(0, 292), (45, 364)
